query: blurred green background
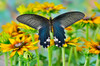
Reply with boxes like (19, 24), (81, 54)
(0, 0), (100, 32)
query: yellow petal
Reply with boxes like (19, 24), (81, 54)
(63, 44), (67, 47)
(10, 50), (16, 58)
(9, 38), (16, 44)
(21, 47), (28, 51)
(28, 46), (38, 50)
(71, 37), (80, 43)
(68, 43), (75, 45)
(17, 49), (23, 55)
(65, 37), (70, 42)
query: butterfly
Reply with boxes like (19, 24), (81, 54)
(17, 11), (85, 48)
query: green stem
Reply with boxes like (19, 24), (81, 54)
(84, 56), (90, 66)
(48, 32), (53, 66)
(9, 52), (13, 66)
(62, 47), (65, 66)
(35, 50), (40, 66)
(4, 52), (8, 66)
(74, 28), (78, 65)
(96, 54), (100, 66)
(57, 49), (61, 66)
(68, 47), (73, 66)
(31, 34), (40, 66)
(74, 47), (78, 65)
(14, 55), (17, 66)
(48, 47), (52, 66)
(27, 61), (30, 66)
(86, 23), (89, 41)
(19, 55), (22, 66)
(84, 23), (90, 66)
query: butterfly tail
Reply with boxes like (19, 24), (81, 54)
(39, 26), (50, 48)
(53, 22), (66, 47)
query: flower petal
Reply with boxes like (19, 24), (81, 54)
(10, 50), (16, 58)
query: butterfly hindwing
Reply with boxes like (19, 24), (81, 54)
(53, 11), (85, 47)
(53, 22), (65, 47)
(39, 25), (50, 48)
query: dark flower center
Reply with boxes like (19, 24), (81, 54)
(96, 46), (100, 50)
(45, 7), (53, 10)
(14, 42), (24, 48)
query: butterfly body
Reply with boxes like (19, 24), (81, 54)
(17, 11), (85, 48)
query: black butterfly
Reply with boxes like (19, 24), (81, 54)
(17, 11), (85, 48)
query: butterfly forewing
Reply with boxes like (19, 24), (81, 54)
(53, 11), (85, 28)
(17, 14), (49, 29)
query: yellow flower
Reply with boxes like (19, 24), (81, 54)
(82, 38), (100, 54)
(74, 19), (83, 24)
(75, 13), (97, 24)
(50, 39), (54, 46)
(17, 4), (28, 14)
(34, 34), (39, 41)
(83, 20), (93, 24)
(2, 21), (23, 37)
(0, 34), (39, 57)
(65, 26), (72, 31)
(17, 2), (66, 15)
(17, 2), (41, 15)
(93, 16), (100, 24)
(76, 46), (85, 51)
(39, 2), (66, 13)
(47, 39), (54, 48)
(27, 2), (41, 12)
(94, 2), (100, 10)
(18, 23), (35, 30)
(63, 37), (80, 47)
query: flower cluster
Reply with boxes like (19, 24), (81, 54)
(17, 2), (66, 16)
(0, 21), (39, 57)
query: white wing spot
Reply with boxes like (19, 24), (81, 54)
(59, 41), (61, 43)
(44, 42), (46, 44)
(56, 44), (58, 46)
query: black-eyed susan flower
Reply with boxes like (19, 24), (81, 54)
(63, 37), (80, 47)
(0, 34), (39, 57)
(18, 23), (35, 30)
(39, 2), (66, 14)
(82, 38), (100, 54)
(92, 16), (100, 24)
(2, 21), (23, 37)
(34, 34), (39, 41)
(76, 46), (85, 51)
(75, 13), (96, 24)
(65, 26), (72, 31)
(17, 4), (28, 15)
(17, 2), (41, 15)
